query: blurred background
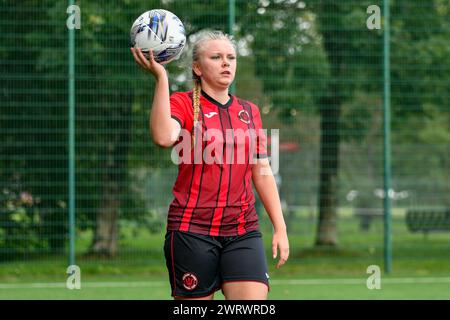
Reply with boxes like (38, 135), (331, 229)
(0, 0), (449, 299)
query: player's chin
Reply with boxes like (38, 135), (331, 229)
(218, 83), (233, 90)
(218, 78), (234, 87)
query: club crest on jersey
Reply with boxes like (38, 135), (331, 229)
(238, 110), (250, 124)
(182, 272), (198, 290)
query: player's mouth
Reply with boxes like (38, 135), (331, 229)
(221, 71), (232, 76)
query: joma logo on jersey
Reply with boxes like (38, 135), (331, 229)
(204, 112), (218, 118)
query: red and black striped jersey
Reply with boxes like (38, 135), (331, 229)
(167, 90), (267, 236)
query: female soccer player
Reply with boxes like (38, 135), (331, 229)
(131, 30), (289, 300)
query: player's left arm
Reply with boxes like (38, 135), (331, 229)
(252, 158), (289, 269)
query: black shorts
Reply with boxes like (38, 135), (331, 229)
(164, 230), (270, 298)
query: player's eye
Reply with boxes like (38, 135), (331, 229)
(228, 55), (236, 60)
(211, 56), (220, 59)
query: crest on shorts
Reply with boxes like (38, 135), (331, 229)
(238, 110), (250, 124)
(182, 272), (198, 290)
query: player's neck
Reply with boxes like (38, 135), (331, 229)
(200, 85), (230, 105)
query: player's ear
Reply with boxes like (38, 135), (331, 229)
(192, 62), (202, 77)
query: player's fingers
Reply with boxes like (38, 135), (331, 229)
(280, 247), (289, 262)
(136, 48), (151, 68)
(148, 50), (165, 69)
(272, 242), (277, 259)
(276, 258), (287, 269)
(130, 48), (141, 65)
(148, 49), (156, 63)
(131, 48), (147, 69)
(276, 245), (289, 269)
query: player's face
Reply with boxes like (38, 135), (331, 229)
(193, 39), (237, 90)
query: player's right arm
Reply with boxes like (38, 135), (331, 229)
(130, 48), (181, 148)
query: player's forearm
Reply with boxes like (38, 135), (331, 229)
(149, 75), (175, 146)
(253, 171), (287, 232)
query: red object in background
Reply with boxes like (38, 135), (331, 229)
(267, 136), (300, 152)
(279, 142), (300, 152)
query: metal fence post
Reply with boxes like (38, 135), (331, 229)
(68, 0), (76, 267)
(383, 0), (392, 274)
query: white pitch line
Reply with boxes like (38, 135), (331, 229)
(270, 277), (450, 285)
(0, 281), (166, 289)
(0, 277), (449, 289)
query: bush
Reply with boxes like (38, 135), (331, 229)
(0, 188), (48, 261)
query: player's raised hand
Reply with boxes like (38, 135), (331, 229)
(130, 48), (167, 80)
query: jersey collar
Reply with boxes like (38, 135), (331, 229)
(201, 90), (233, 109)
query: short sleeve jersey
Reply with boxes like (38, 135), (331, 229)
(167, 90), (268, 237)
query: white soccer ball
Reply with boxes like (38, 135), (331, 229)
(130, 9), (186, 63)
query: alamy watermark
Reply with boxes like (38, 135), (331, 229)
(367, 5), (381, 30)
(66, 265), (81, 289)
(169, 127), (279, 175)
(366, 265), (381, 289)
(66, 5), (81, 30)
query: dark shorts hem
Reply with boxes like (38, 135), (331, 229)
(221, 278), (270, 292)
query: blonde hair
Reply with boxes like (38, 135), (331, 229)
(191, 30), (237, 149)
